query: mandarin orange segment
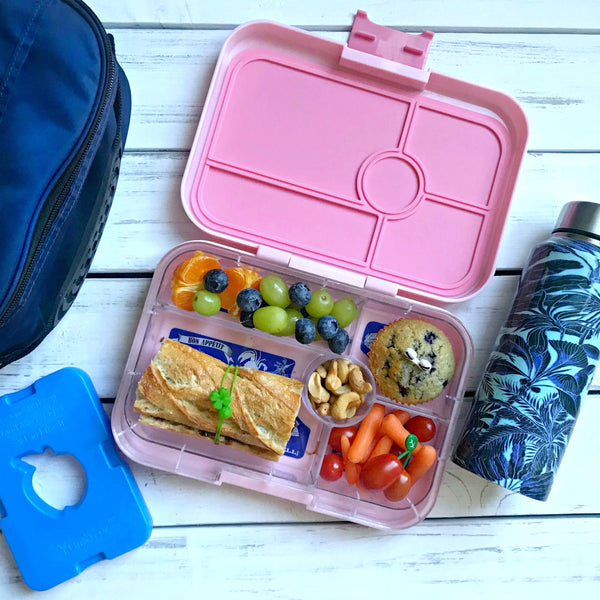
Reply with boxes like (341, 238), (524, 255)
(244, 269), (262, 291)
(219, 266), (263, 316)
(218, 268), (248, 314)
(171, 285), (199, 312)
(172, 251), (221, 285)
(171, 252), (263, 315)
(171, 251), (221, 311)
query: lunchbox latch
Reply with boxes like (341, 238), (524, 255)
(364, 275), (399, 296)
(339, 10), (433, 90)
(256, 245), (292, 266)
(256, 246), (368, 288)
(289, 256), (367, 288)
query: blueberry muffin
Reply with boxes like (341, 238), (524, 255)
(368, 319), (455, 403)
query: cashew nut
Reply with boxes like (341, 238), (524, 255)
(308, 360), (370, 420)
(332, 384), (352, 396)
(345, 406), (357, 419)
(308, 371), (321, 397)
(308, 372), (330, 404)
(349, 368), (372, 394)
(330, 391), (361, 420)
(325, 360), (342, 392)
(317, 403), (331, 416)
(336, 358), (351, 384)
(316, 364), (327, 378)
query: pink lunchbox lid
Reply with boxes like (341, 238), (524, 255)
(181, 11), (528, 304)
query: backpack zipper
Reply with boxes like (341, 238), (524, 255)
(0, 0), (116, 328)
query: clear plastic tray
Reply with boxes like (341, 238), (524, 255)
(112, 240), (473, 529)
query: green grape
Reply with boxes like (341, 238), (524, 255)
(305, 288), (333, 318)
(192, 290), (221, 316)
(253, 306), (288, 334)
(309, 316), (322, 341)
(330, 297), (358, 328)
(259, 275), (290, 308)
(276, 308), (303, 336)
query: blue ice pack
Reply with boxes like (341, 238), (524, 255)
(0, 368), (152, 591)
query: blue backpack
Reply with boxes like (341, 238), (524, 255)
(0, 0), (131, 367)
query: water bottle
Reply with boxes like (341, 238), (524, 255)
(453, 201), (600, 501)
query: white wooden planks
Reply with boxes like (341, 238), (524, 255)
(2, 517), (599, 595)
(1, 3), (599, 597)
(88, 0), (600, 30)
(107, 29), (600, 152)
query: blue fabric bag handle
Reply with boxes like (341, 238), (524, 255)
(0, 0), (131, 367)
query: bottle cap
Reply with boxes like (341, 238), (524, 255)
(553, 201), (600, 242)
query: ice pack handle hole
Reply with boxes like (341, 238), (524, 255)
(20, 448), (87, 511)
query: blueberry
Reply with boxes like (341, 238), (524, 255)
(203, 269), (228, 293)
(397, 384), (409, 397)
(236, 287), (263, 313)
(295, 318), (316, 344)
(240, 311), (255, 328)
(327, 329), (350, 354)
(289, 282), (311, 307)
(424, 331), (438, 344)
(317, 315), (340, 340)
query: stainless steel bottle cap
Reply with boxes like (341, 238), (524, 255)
(553, 201), (600, 241)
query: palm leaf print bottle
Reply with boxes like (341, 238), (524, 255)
(453, 201), (600, 500)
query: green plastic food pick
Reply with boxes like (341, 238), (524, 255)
(398, 434), (419, 469)
(210, 364), (238, 444)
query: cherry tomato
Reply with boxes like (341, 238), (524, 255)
(384, 471), (412, 502)
(320, 453), (344, 481)
(390, 442), (403, 457)
(405, 416), (436, 442)
(328, 426), (358, 452)
(359, 453), (404, 490)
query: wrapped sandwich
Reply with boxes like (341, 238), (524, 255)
(134, 339), (303, 461)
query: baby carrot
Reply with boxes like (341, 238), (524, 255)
(392, 410), (410, 425)
(364, 431), (382, 462)
(405, 444), (437, 483)
(341, 434), (350, 459)
(347, 461), (361, 486)
(348, 403), (386, 464)
(381, 413), (422, 454)
(367, 434), (393, 461)
(341, 435), (361, 486)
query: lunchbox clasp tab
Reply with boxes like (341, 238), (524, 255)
(340, 10), (433, 90)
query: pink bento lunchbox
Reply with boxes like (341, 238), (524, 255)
(112, 11), (527, 529)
